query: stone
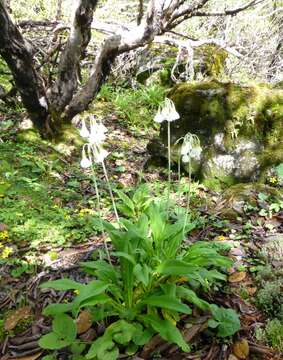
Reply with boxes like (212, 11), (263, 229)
(148, 80), (283, 187)
(260, 234), (283, 261)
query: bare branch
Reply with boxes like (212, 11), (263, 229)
(154, 36), (243, 58)
(170, 0), (210, 24)
(192, 0), (266, 17)
(137, 0), (144, 25)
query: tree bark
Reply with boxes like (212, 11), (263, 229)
(0, 1), (52, 136)
(48, 0), (99, 114)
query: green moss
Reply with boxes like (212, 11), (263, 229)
(194, 45), (228, 77)
(16, 129), (42, 143)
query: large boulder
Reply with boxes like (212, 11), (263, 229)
(148, 80), (283, 187)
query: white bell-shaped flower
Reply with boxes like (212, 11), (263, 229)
(165, 98), (180, 122)
(181, 142), (192, 156)
(154, 107), (165, 123)
(80, 119), (90, 138)
(80, 147), (92, 168)
(89, 119), (108, 145)
(182, 154), (190, 163)
(93, 146), (109, 163)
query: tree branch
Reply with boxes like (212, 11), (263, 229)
(192, 0), (265, 17)
(64, 0), (167, 120)
(48, 0), (99, 114)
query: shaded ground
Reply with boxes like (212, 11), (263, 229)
(0, 110), (282, 359)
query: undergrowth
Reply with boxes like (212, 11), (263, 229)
(98, 84), (166, 129)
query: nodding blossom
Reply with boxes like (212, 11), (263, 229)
(180, 133), (202, 164)
(79, 116), (109, 167)
(154, 98), (180, 123)
(80, 145), (92, 168)
(80, 119), (90, 138)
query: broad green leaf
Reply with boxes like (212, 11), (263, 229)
(53, 314), (77, 341)
(142, 295), (192, 314)
(79, 293), (110, 309)
(70, 342), (86, 355)
(157, 260), (200, 277)
(142, 314), (190, 352)
(208, 319), (219, 328)
(210, 305), (240, 337)
(40, 278), (84, 291)
(39, 332), (71, 350)
(72, 281), (108, 316)
(184, 253), (232, 268)
(133, 263), (149, 286)
(176, 287), (210, 311)
(206, 269), (227, 282)
(132, 324), (154, 346)
(116, 190), (135, 211)
(106, 320), (136, 344)
(86, 335), (119, 360)
(80, 260), (119, 284)
(43, 303), (73, 316)
(112, 252), (136, 265)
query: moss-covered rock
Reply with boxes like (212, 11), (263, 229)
(149, 80), (283, 186)
(136, 44), (228, 86)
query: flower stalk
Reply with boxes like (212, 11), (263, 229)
(154, 98), (180, 216)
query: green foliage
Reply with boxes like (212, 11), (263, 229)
(39, 314), (77, 349)
(116, 184), (152, 218)
(208, 304), (241, 337)
(98, 84), (166, 128)
(0, 141), (100, 256)
(255, 281), (283, 319)
(256, 319), (283, 352)
(253, 265), (283, 319)
(40, 201), (239, 358)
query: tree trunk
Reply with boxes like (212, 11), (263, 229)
(48, 0), (98, 115)
(0, 1), (53, 136)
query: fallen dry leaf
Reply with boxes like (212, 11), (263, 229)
(4, 306), (32, 331)
(229, 271), (247, 283)
(76, 310), (92, 334)
(228, 355), (239, 360)
(247, 287), (257, 295)
(233, 339), (249, 359)
(11, 352), (42, 360)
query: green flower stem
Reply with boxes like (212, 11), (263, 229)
(183, 158), (192, 236)
(101, 159), (120, 224)
(167, 120), (171, 217)
(91, 166), (111, 265)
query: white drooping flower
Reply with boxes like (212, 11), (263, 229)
(154, 107), (165, 123)
(154, 98), (180, 123)
(182, 154), (190, 163)
(93, 146), (109, 163)
(181, 142), (193, 156)
(180, 133), (202, 162)
(79, 116), (109, 167)
(164, 98), (180, 122)
(80, 119), (90, 138)
(89, 118), (108, 145)
(80, 145), (92, 168)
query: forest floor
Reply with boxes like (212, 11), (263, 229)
(0, 105), (282, 360)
